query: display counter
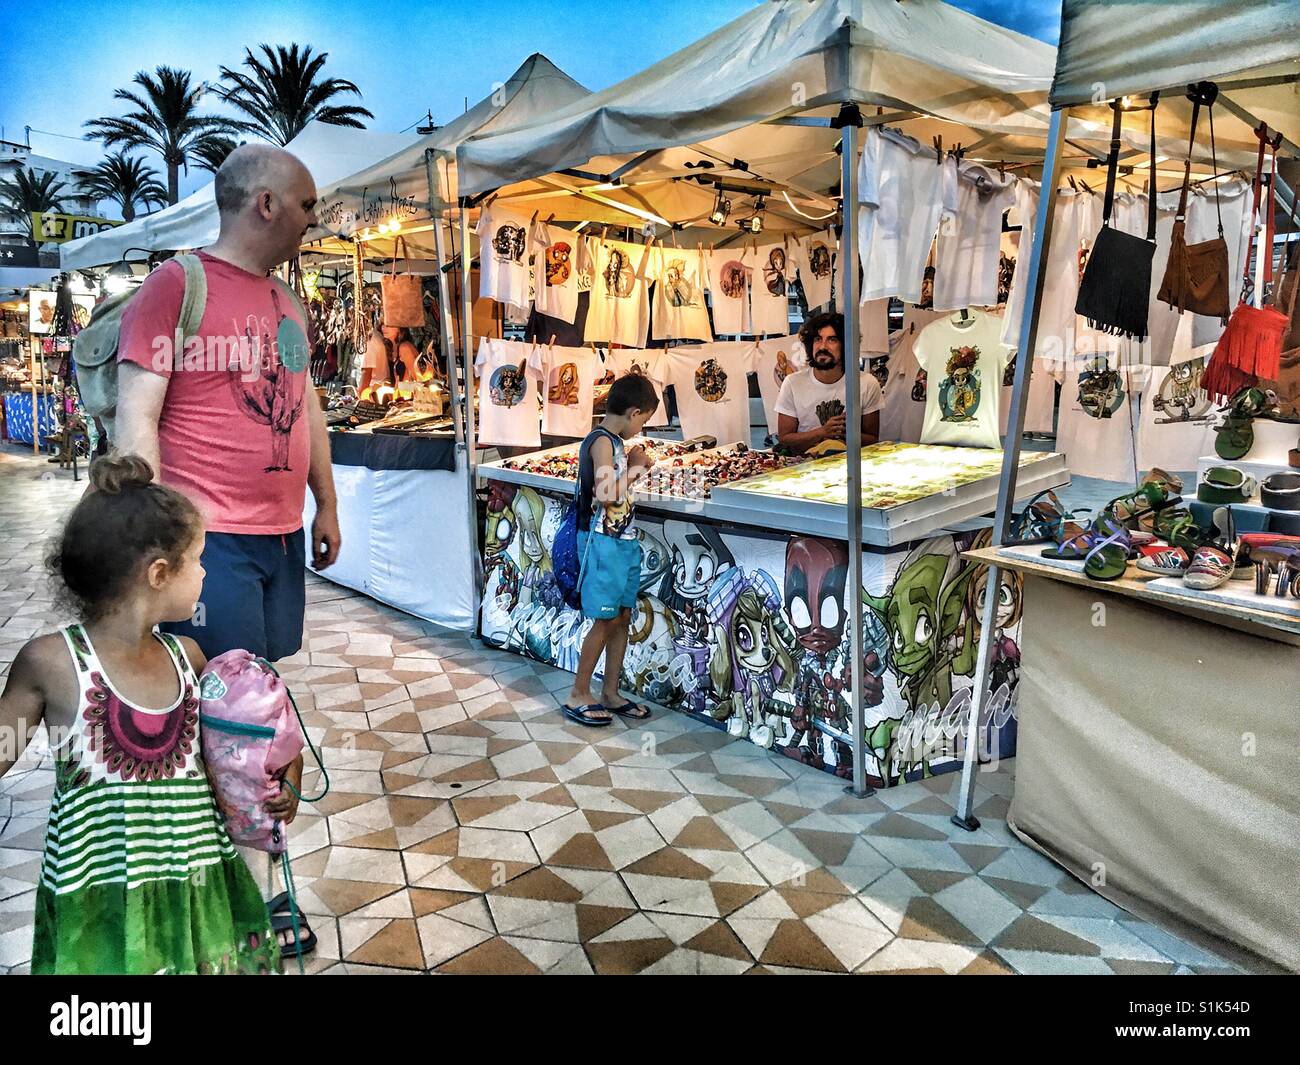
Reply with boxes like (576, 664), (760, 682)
(476, 441), (1069, 786)
(969, 545), (1299, 972)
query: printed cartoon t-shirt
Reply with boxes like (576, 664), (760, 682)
(913, 309), (1012, 449)
(117, 252), (311, 535)
(475, 338), (543, 448)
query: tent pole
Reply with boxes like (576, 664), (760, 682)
(837, 107), (872, 798)
(952, 106), (1069, 831)
(459, 197), (485, 634)
(425, 149), (479, 636)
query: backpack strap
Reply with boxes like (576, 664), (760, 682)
(173, 254), (208, 346)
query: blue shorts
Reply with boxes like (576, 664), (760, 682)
(577, 531), (641, 620)
(163, 528), (306, 662)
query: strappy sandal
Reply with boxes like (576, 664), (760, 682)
(1102, 482), (1181, 531)
(1008, 489), (1086, 546)
(1082, 527), (1132, 581)
(1153, 508), (1206, 552)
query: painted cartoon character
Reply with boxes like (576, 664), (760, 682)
(493, 224), (526, 262)
(808, 242), (832, 279)
(490, 360), (528, 407)
(1152, 358), (1212, 423)
(664, 257), (700, 307)
(624, 593), (681, 704)
(545, 242), (572, 286)
(939, 346), (981, 423)
(484, 482), (522, 611)
(512, 488), (552, 607)
(694, 358), (728, 402)
(774, 348), (796, 386)
(603, 247), (635, 297)
(548, 362), (579, 405)
(636, 525), (671, 591)
(656, 522), (734, 711)
(707, 569), (797, 748)
(911, 369), (928, 403)
(719, 260), (747, 298)
(1078, 357), (1125, 419)
(763, 247), (787, 296)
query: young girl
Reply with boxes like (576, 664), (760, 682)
(0, 453), (284, 974)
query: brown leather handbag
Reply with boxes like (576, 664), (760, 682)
(1157, 83), (1230, 323)
(381, 235), (425, 328)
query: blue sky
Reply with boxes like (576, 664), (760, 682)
(1, 0), (1062, 199)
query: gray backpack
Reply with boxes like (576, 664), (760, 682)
(73, 253), (207, 441)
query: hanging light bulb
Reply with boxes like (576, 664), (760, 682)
(709, 186), (731, 226)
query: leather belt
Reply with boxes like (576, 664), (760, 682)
(1261, 472), (1300, 511)
(1197, 466), (1257, 504)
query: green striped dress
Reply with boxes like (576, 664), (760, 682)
(32, 624), (280, 975)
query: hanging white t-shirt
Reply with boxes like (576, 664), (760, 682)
(857, 126), (958, 304)
(792, 230), (836, 311)
(914, 309), (1013, 449)
(475, 338), (543, 448)
(605, 346), (669, 426)
(1001, 183), (1083, 372)
(707, 247), (752, 335)
(752, 334), (807, 433)
(475, 205), (532, 318)
(650, 245), (713, 342)
(774, 365), (883, 435)
(749, 242), (793, 335)
(530, 220), (580, 325)
(933, 163), (1017, 311)
(1135, 361), (1218, 474)
(998, 354), (1059, 436)
(540, 344), (599, 438)
(1054, 358), (1142, 482)
(860, 298), (891, 354)
(880, 307), (946, 443)
(585, 239), (651, 348)
(665, 342), (755, 446)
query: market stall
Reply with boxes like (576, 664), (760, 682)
(955, 0), (1300, 971)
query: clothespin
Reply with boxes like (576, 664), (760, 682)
(997, 160), (1006, 179)
(530, 210), (539, 224)
(1080, 180), (1093, 195)
(933, 135), (943, 163)
(600, 225), (608, 244)
(1067, 175), (1078, 192)
(548, 333), (557, 348)
(485, 192), (498, 208)
(546, 213), (555, 224)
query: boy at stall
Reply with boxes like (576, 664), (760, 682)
(562, 374), (660, 725)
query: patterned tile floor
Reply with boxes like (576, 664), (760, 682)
(0, 445), (1248, 975)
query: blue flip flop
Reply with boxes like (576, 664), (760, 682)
(562, 703), (612, 727)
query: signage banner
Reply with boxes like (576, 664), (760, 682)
(31, 212), (123, 244)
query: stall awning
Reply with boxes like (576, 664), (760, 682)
(457, 0), (1058, 199)
(59, 122), (424, 270)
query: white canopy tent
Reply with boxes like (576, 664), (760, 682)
(446, 0), (1093, 799)
(59, 121), (424, 270)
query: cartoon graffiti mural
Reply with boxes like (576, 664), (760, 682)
(479, 492), (1021, 786)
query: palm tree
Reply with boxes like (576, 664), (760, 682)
(81, 151), (168, 222)
(217, 44), (373, 146)
(84, 66), (239, 205)
(191, 135), (239, 175)
(0, 167), (68, 244)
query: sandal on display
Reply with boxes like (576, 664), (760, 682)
(1214, 387), (1279, 460)
(1102, 482), (1181, 530)
(1184, 507), (1241, 590)
(1041, 519), (1131, 579)
(1141, 467), (1185, 494)
(1153, 507), (1207, 552)
(1135, 544), (1191, 575)
(1008, 489), (1084, 545)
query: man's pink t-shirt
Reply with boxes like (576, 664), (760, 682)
(118, 252), (312, 535)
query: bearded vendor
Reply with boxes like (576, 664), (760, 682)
(775, 310), (882, 455)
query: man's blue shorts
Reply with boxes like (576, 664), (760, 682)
(164, 528), (306, 662)
(577, 531), (641, 620)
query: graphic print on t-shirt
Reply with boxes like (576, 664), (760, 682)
(548, 362), (579, 406)
(773, 348), (797, 387)
(718, 260), (748, 298)
(492, 223), (526, 264)
(694, 358), (729, 402)
(490, 360), (529, 407)
(815, 397), (845, 425)
(938, 347), (981, 423)
(1076, 357), (1125, 419)
(603, 247), (635, 298)
(808, 241), (832, 281)
(229, 286), (306, 472)
(663, 256), (703, 307)
(912, 369), (928, 402)
(545, 242), (572, 286)
(762, 247), (788, 296)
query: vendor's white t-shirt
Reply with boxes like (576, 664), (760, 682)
(934, 163), (1017, 311)
(530, 220), (581, 325)
(793, 230), (836, 311)
(749, 242), (793, 335)
(475, 338), (543, 448)
(605, 346), (669, 426)
(914, 309), (1013, 448)
(665, 342), (755, 446)
(651, 246), (713, 341)
(752, 334), (807, 434)
(857, 126), (958, 304)
(707, 248), (752, 335)
(475, 205), (532, 318)
(585, 239), (651, 348)
(540, 344), (599, 438)
(774, 364), (883, 435)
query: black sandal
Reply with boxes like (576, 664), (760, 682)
(270, 909), (317, 958)
(602, 700), (652, 720)
(562, 703), (613, 727)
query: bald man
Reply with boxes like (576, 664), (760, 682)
(116, 144), (340, 665)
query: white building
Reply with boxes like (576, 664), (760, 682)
(0, 140), (100, 247)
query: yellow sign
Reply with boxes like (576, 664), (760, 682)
(30, 212), (123, 244)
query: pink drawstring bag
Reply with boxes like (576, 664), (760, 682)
(198, 650), (320, 853)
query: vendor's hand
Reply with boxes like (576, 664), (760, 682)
(821, 414), (847, 440)
(311, 505), (341, 571)
(627, 444), (652, 469)
(265, 781), (301, 825)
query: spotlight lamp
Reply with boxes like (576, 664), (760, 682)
(709, 187), (731, 226)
